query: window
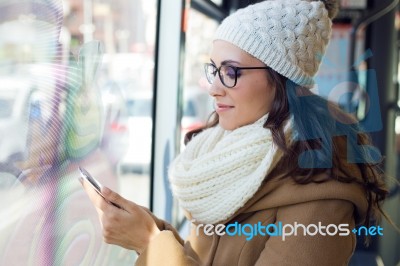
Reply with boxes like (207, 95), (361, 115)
(0, 98), (15, 118)
(176, 7), (218, 232)
(181, 8), (218, 141)
(0, 0), (158, 264)
(126, 98), (153, 117)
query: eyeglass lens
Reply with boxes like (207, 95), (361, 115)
(205, 64), (237, 88)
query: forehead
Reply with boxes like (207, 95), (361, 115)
(210, 40), (260, 65)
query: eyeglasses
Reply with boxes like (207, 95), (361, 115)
(204, 63), (270, 88)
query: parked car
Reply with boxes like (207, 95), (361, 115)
(117, 91), (153, 174)
(116, 88), (211, 174)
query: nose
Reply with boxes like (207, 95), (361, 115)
(208, 77), (226, 97)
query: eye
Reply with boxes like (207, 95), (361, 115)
(223, 66), (237, 79)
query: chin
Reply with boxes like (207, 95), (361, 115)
(218, 120), (237, 131)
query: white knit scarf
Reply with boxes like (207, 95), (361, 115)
(169, 114), (292, 224)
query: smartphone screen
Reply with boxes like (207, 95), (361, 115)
(79, 166), (124, 210)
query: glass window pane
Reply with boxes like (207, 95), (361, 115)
(182, 8), (217, 145)
(177, 9), (218, 230)
(0, 0), (157, 264)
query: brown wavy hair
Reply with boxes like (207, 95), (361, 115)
(185, 68), (390, 245)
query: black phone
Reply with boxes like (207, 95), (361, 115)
(79, 166), (124, 210)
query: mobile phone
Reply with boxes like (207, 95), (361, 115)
(79, 166), (124, 210)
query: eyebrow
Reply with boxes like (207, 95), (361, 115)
(210, 59), (242, 66)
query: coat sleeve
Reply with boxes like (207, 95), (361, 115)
(254, 199), (357, 266)
(135, 207), (200, 266)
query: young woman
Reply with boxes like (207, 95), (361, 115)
(81, 0), (388, 265)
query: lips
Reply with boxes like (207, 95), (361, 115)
(216, 103), (234, 112)
(217, 103), (233, 108)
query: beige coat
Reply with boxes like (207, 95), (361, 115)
(136, 163), (368, 266)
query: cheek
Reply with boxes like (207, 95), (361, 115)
(242, 83), (274, 110)
(230, 90), (270, 120)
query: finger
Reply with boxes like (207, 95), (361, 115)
(101, 186), (133, 211)
(80, 177), (109, 211)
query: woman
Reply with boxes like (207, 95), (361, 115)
(80, 0), (389, 265)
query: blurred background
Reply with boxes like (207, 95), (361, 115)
(0, 0), (398, 265)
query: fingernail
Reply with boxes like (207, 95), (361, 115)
(102, 186), (111, 195)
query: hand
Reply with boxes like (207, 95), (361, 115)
(80, 179), (160, 254)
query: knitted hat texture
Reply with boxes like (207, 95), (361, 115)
(214, 0), (333, 86)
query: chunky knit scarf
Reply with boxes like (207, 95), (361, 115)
(169, 115), (292, 224)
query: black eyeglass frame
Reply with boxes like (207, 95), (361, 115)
(204, 63), (271, 88)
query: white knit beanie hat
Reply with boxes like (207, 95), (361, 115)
(214, 0), (336, 86)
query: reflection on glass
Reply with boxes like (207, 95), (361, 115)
(0, 0), (157, 265)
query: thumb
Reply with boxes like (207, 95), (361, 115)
(101, 186), (129, 210)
